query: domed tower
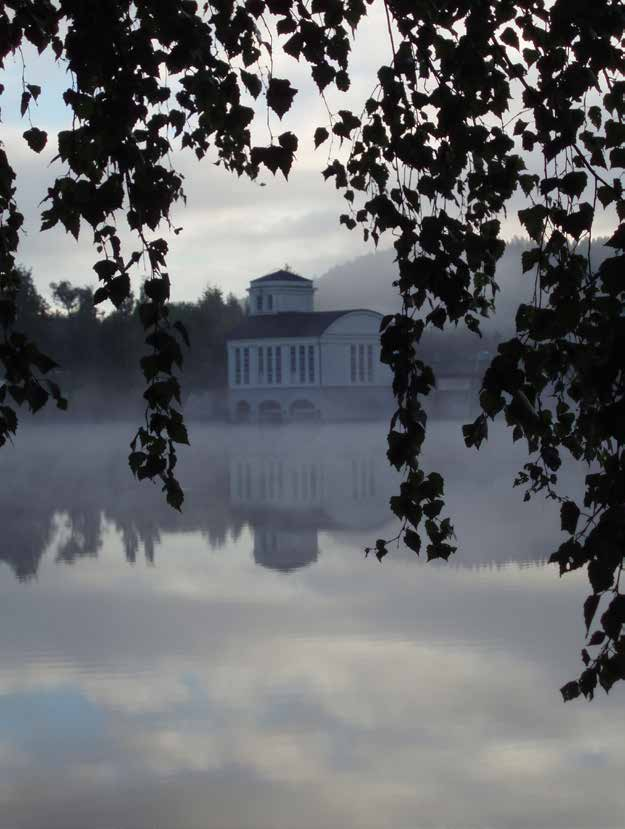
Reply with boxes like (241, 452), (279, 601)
(247, 269), (315, 316)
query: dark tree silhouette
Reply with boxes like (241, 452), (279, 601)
(50, 280), (81, 315)
(9, 268), (243, 411)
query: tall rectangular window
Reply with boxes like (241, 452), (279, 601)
(299, 345), (306, 383)
(267, 346), (273, 384)
(258, 346), (264, 381)
(276, 346), (282, 384)
(367, 344), (373, 383)
(256, 294), (263, 311)
(308, 345), (315, 383)
(235, 347), (241, 385)
(243, 347), (250, 385)
(358, 344), (365, 382)
(290, 346), (296, 379)
(268, 294), (273, 311)
(350, 345), (357, 383)
(234, 348), (241, 386)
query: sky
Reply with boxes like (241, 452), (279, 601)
(2, 4), (397, 303)
(1, 6), (616, 306)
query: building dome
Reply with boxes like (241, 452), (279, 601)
(248, 269), (315, 315)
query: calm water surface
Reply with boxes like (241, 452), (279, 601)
(0, 422), (623, 829)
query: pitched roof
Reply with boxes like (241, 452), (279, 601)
(227, 310), (362, 340)
(250, 269), (312, 284)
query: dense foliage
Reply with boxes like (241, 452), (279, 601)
(11, 268), (242, 414)
(2, 0), (625, 697)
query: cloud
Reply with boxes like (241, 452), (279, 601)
(3, 7), (618, 314)
(3, 10), (394, 304)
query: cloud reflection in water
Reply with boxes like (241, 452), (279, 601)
(0, 422), (622, 829)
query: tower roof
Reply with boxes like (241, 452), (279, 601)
(250, 269), (312, 284)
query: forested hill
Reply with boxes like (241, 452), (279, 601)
(315, 239), (536, 336)
(315, 237), (611, 335)
(315, 249), (400, 314)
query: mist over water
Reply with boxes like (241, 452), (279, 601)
(1, 421), (623, 829)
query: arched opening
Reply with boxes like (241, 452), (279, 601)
(258, 399), (283, 424)
(235, 400), (251, 423)
(290, 398), (319, 422)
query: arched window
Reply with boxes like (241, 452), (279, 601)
(235, 400), (251, 422)
(259, 400), (283, 424)
(290, 399), (317, 422)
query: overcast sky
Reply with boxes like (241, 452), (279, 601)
(2, 6), (615, 305)
(2, 5), (397, 302)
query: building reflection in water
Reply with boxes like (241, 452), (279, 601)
(229, 446), (393, 572)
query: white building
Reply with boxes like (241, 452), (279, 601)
(226, 269), (393, 422)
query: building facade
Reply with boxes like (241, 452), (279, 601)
(226, 270), (393, 422)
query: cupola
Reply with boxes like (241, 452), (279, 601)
(247, 269), (315, 316)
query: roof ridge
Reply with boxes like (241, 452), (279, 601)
(251, 269), (312, 283)
(253, 308), (378, 314)
(227, 308), (379, 340)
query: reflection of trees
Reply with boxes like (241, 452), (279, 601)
(105, 459), (246, 558)
(0, 501), (55, 581)
(106, 510), (161, 565)
(0, 426), (553, 583)
(55, 508), (103, 564)
(0, 431), (241, 581)
(0, 428), (394, 580)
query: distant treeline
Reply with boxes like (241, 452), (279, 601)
(12, 267), (244, 417)
(16, 241), (582, 417)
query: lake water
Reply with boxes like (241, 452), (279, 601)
(0, 422), (623, 829)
